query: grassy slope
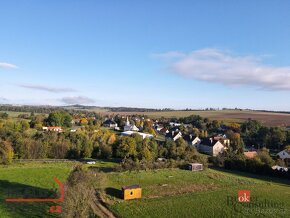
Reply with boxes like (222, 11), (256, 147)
(103, 168), (290, 218)
(0, 162), (75, 218)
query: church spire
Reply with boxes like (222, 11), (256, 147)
(126, 117), (130, 126)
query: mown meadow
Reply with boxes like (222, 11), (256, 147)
(0, 162), (75, 218)
(100, 168), (290, 218)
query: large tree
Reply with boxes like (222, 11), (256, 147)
(0, 140), (14, 164)
(116, 136), (137, 159)
(46, 111), (72, 127)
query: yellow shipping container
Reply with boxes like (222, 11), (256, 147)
(122, 185), (142, 200)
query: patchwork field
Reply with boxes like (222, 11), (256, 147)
(3, 108), (290, 126)
(100, 110), (290, 126)
(99, 168), (290, 218)
(0, 162), (76, 218)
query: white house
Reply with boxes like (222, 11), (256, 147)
(198, 138), (226, 156)
(166, 131), (182, 141)
(42, 126), (62, 132)
(123, 117), (139, 131)
(192, 136), (201, 147)
(169, 122), (181, 127)
(183, 135), (201, 147)
(277, 149), (290, 159)
(212, 135), (230, 146)
(121, 131), (153, 139)
(272, 165), (288, 172)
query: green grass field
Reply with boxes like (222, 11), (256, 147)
(0, 111), (45, 121)
(0, 161), (289, 218)
(100, 168), (290, 218)
(0, 111), (32, 118)
(0, 162), (76, 218)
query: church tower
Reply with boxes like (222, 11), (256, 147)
(126, 117), (130, 126)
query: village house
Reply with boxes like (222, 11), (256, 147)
(198, 138), (226, 156)
(277, 149), (290, 159)
(42, 126), (62, 132)
(183, 135), (201, 147)
(154, 124), (164, 131)
(166, 131), (182, 141)
(102, 118), (118, 128)
(121, 131), (154, 139)
(277, 149), (290, 166)
(244, 151), (257, 158)
(159, 127), (169, 135)
(170, 126), (180, 132)
(124, 117), (139, 131)
(272, 165), (288, 172)
(187, 163), (203, 171)
(169, 122), (181, 127)
(73, 119), (80, 125)
(212, 134), (230, 146)
(156, 126), (163, 131)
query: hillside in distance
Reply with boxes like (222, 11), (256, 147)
(2, 104), (290, 127)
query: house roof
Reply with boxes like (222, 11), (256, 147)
(48, 126), (62, 129)
(183, 134), (194, 142)
(244, 151), (257, 158)
(103, 119), (116, 125)
(166, 131), (181, 139)
(188, 163), (203, 166)
(170, 126), (180, 132)
(213, 135), (228, 141)
(278, 149), (290, 156)
(122, 185), (140, 190)
(159, 128), (168, 133)
(201, 138), (219, 147)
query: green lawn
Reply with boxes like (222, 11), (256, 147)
(101, 168), (290, 218)
(0, 111), (31, 118)
(83, 159), (120, 172)
(0, 162), (76, 218)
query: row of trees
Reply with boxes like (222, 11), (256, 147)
(240, 120), (289, 150)
(0, 116), (207, 167)
(221, 148), (290, 179)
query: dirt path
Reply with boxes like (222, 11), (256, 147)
(89, 196), (118, 218)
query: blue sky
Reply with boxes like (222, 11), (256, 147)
(1, 1), (290, 110)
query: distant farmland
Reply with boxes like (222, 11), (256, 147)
(100, 110), (290, 127)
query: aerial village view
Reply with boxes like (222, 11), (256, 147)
(0, 1), (289, 218)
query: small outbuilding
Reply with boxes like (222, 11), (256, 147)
(122, 185), (142, 200)
(187, 163), (203, 171)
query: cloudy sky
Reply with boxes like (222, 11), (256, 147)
(1, 1), (290, 110)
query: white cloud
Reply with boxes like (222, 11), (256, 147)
(0, 97), (8, 103)
(60, 96), (95, 105)
(19, 84), (77, 93)
(155, 48), (290, 90)
(0, 62), (18, 69)
(151, 51), (186, 59)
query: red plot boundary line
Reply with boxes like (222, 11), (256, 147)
(5, 177), (64, 202)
